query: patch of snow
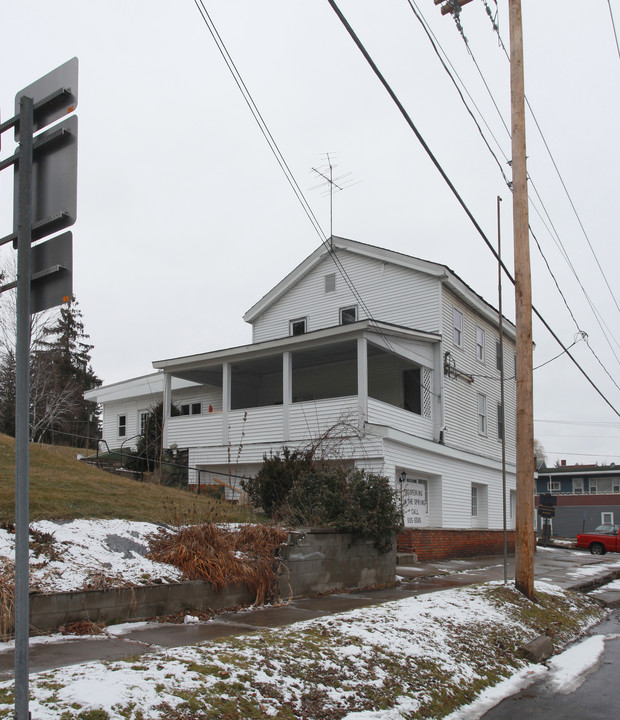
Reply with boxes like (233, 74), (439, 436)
(545, 635), (605, 694)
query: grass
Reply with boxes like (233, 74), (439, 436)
(0, 433), (260, 525)
(5, 582), (602, 720)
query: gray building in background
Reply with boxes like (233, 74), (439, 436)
(535, 463), (620, 537)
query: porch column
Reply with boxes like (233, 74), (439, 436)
(433, 342), (444, 443)
(357, 336), (368, 429)
(162, 372), (172, 448)
(283, 351), (292, 441)
(222, 362), (231, 445)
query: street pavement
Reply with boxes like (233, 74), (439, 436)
(479, 609), (620, 720)
(1, 546), (620, 686)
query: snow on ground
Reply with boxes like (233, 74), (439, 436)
(565, 556), (620, 582)
(591, 577), (620, 593)
(0, 519), (183, 592)
(0, 580), (604, 720)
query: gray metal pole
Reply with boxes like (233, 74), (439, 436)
(14, 94), (33, 720)
(497, 196), (508, 586)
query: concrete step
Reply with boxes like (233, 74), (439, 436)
(396, 553), (418, 566)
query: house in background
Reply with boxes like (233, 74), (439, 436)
(535, 462), (620, 537)
(86, 236), (518, 560)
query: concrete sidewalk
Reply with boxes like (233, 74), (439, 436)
(1, 546), (619, 679)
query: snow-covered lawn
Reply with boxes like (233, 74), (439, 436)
(0, 579), (605, 720)
(0, 519), (185, 593)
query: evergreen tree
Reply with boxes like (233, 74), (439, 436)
(31, 297), (101, 447)
(0, 350), (16, 436)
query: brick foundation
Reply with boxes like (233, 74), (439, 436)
(398, 528), (516, 562)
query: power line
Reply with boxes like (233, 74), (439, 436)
(482, 1), (620, 315)
(607, 0), (620, 61)
(190, 0), (433, 397)
(407, 0), (620, 368)
(326, 0), (619, 417)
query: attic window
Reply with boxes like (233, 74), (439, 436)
(340, 306), (357, 325)
(325, 273), (336, 293)
(290, 318), (307, 336)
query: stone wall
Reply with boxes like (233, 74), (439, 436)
(277, 528), (396, 599)
(398, 528), (516, 562)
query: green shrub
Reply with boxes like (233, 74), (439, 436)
(244, 450), (401, 552)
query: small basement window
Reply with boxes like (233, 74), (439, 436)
(290, 318), (307, 336)
(340, 306), (357, 325)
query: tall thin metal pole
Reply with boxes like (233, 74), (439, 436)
(509, 0), (535, 600)
(15, 95), (33, 720)
(497, 196), (507, 586)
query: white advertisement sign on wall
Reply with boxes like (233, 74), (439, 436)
(402, 480), (429, 527)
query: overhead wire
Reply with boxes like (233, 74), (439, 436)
(607, 0), (620, 62)
(483, 1), (620, 315)
(191, 0), (436, 399)
(409, 0), (620, 375)
(326, 0), (619, 417)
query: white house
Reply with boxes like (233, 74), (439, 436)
(86, 237), (518, 556)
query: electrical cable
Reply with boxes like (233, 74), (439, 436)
(484, 2), (620, 315)
(191, 0), (435, 399)
(326, 0), (619, 417)
(607, 0), (620, 62)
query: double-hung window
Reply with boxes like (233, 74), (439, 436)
(477, 394), (487, 435)
(118, 415), (126, 438)
(471, 486), (478, 517)
(453, 308), (463, 347)
(476, 326), (485, 363)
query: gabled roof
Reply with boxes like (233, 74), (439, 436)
(242, 236), (516, 336)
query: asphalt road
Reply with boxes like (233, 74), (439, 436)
(480, 609), (620, 720)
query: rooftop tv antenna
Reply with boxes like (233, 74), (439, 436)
(310, 153), (357, 247)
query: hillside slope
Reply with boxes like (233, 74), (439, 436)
(0, 434), (254, 525)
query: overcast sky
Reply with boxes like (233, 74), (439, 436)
(1, 0), (619, 466)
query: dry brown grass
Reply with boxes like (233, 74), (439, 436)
(147, 524), (289, 606)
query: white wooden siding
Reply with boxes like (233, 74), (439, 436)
(252, 250), (441, 342)
(288, 397), (358, 439)
(166, 413), (223, 448)
(441, 288), (516, 465)
(382, 439), (516, 530)
(367, 398), (433, 441)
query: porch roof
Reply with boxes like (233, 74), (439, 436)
(152, 320), (440, 384)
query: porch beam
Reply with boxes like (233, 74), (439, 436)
(222, 362), (231, 444)
(357, 337), (368, 429)
(162, 372), (172, 448)
(283, 352), (292, 441)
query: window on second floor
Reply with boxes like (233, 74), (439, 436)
(572, 478), (584, 494)
(495, 339), (502, 371)
(290, 317), (307, 336)
(453, 308), (463, 347)
(476, 326), (485, 362)
(325, 273), (336, 293)
(497, 402), (504, 441)
(548, 480), (561, 493)
(340, 306), (357, 325)
(477, 394), (487, 435)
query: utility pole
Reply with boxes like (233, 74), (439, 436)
(436, 0), (534, 598)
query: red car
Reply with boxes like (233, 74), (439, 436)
(576, 524), (620, 555)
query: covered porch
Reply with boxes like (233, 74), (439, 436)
(154, 321), (442, 450)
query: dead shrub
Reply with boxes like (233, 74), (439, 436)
(0, 558), (15, 640)
(147, 523), (288, 606)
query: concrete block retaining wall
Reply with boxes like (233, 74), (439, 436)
(398, 528), (516, 562)
(277, 528), (396, 599)
(26, 529), (396, 633)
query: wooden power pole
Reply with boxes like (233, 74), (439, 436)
(436, 0), (535, 598)
(508, 0), (535, 600)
